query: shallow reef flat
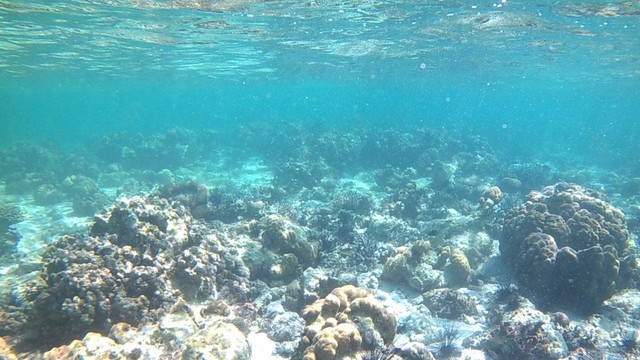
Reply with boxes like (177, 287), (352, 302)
(0, 124), (639, 359)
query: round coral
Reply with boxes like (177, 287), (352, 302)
(298, 285), (396, 360)
(500, 183), (631, 313)
(480, 186), (503, 209)
(262, 214), (317, 268)
(444, 251), (471, 287)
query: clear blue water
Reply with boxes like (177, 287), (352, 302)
(1, 0), (640, 167)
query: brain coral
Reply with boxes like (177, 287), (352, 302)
(262, 214), (318, 268)
(297, 285), (397, 360)
(500, 183), (631, 313)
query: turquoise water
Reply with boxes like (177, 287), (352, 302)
(2, 1), (640, 357)
(1, 0), (639, 169)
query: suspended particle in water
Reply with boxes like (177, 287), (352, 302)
(420, 63), (427, 69)
(445, 96), (451, 102)
(502, 124), (508, 129)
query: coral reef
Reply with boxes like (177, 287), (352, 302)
(0, 143), (100, 206)
(6, 124), (638, 359)
(381, 242), (443, 292)
(482, 321), (559, 360)
(388, 181), (430, 220)
(469, 298), (569, 359)
(61, 175), (107, 216)
(499, 177), (523, 193)
(332, 189), (373, 216)
(208, 186), (266, 223)
(0, 337), (17, 360)
(43, 332), (122, 360)
(160, 180), (210, 219)
(182, 321), (250, 360)
(0, 204), (24, 255)
(274, 160), (332, 192)
(500, 162), (557, 192)
(33, 184), (64, 205)
(443, 251), (471, 288)
(92, 128), (201, 170)
(422, 289), (477, 320)
(479, 186), (502, 210)
(241, 212), (321, 286)
(373, 165), (416, 190)
(0, 143), (59, 175)
(21, 195), (250, 347)
(262, 303), (305, 356)
(500, 182), (631, 313)
(262, 214), (318, 267)
(42, 317), (250, 360)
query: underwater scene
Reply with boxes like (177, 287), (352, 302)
(1, 0), (640, 359)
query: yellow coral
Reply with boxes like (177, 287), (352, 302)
(299, 285), (396, 360)
(44, 333), (117, 359)
(480, 186), (503, 209)
(444, 251), (471, 287)
(304, 323), (362, 360)
(381, 247), (411, 281)
(262, 214), (317, 267)
(270, 253), (299, 280)
(0, 337), (17, 360)
(411, 240), (431, 262)
(348, 297), (397, 344)
(330, 285), (369, 311)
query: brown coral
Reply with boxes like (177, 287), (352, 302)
(262, 214), (318, 268)
(479, 186), (503, 209)
(444, 251), (471, 288)
(382, 244), (442, 292)
(515, 232), (558, 294)
(298, 285), (396, 360)
(381, 247), (411, 282)
(500, 183), (631, 313)
(304, 323), (362, 360)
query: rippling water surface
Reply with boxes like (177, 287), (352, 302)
(2, 0), (639, 79)
(1, 0), (639, 167)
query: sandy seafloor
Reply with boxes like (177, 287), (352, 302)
(0, 124), (639, 360)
